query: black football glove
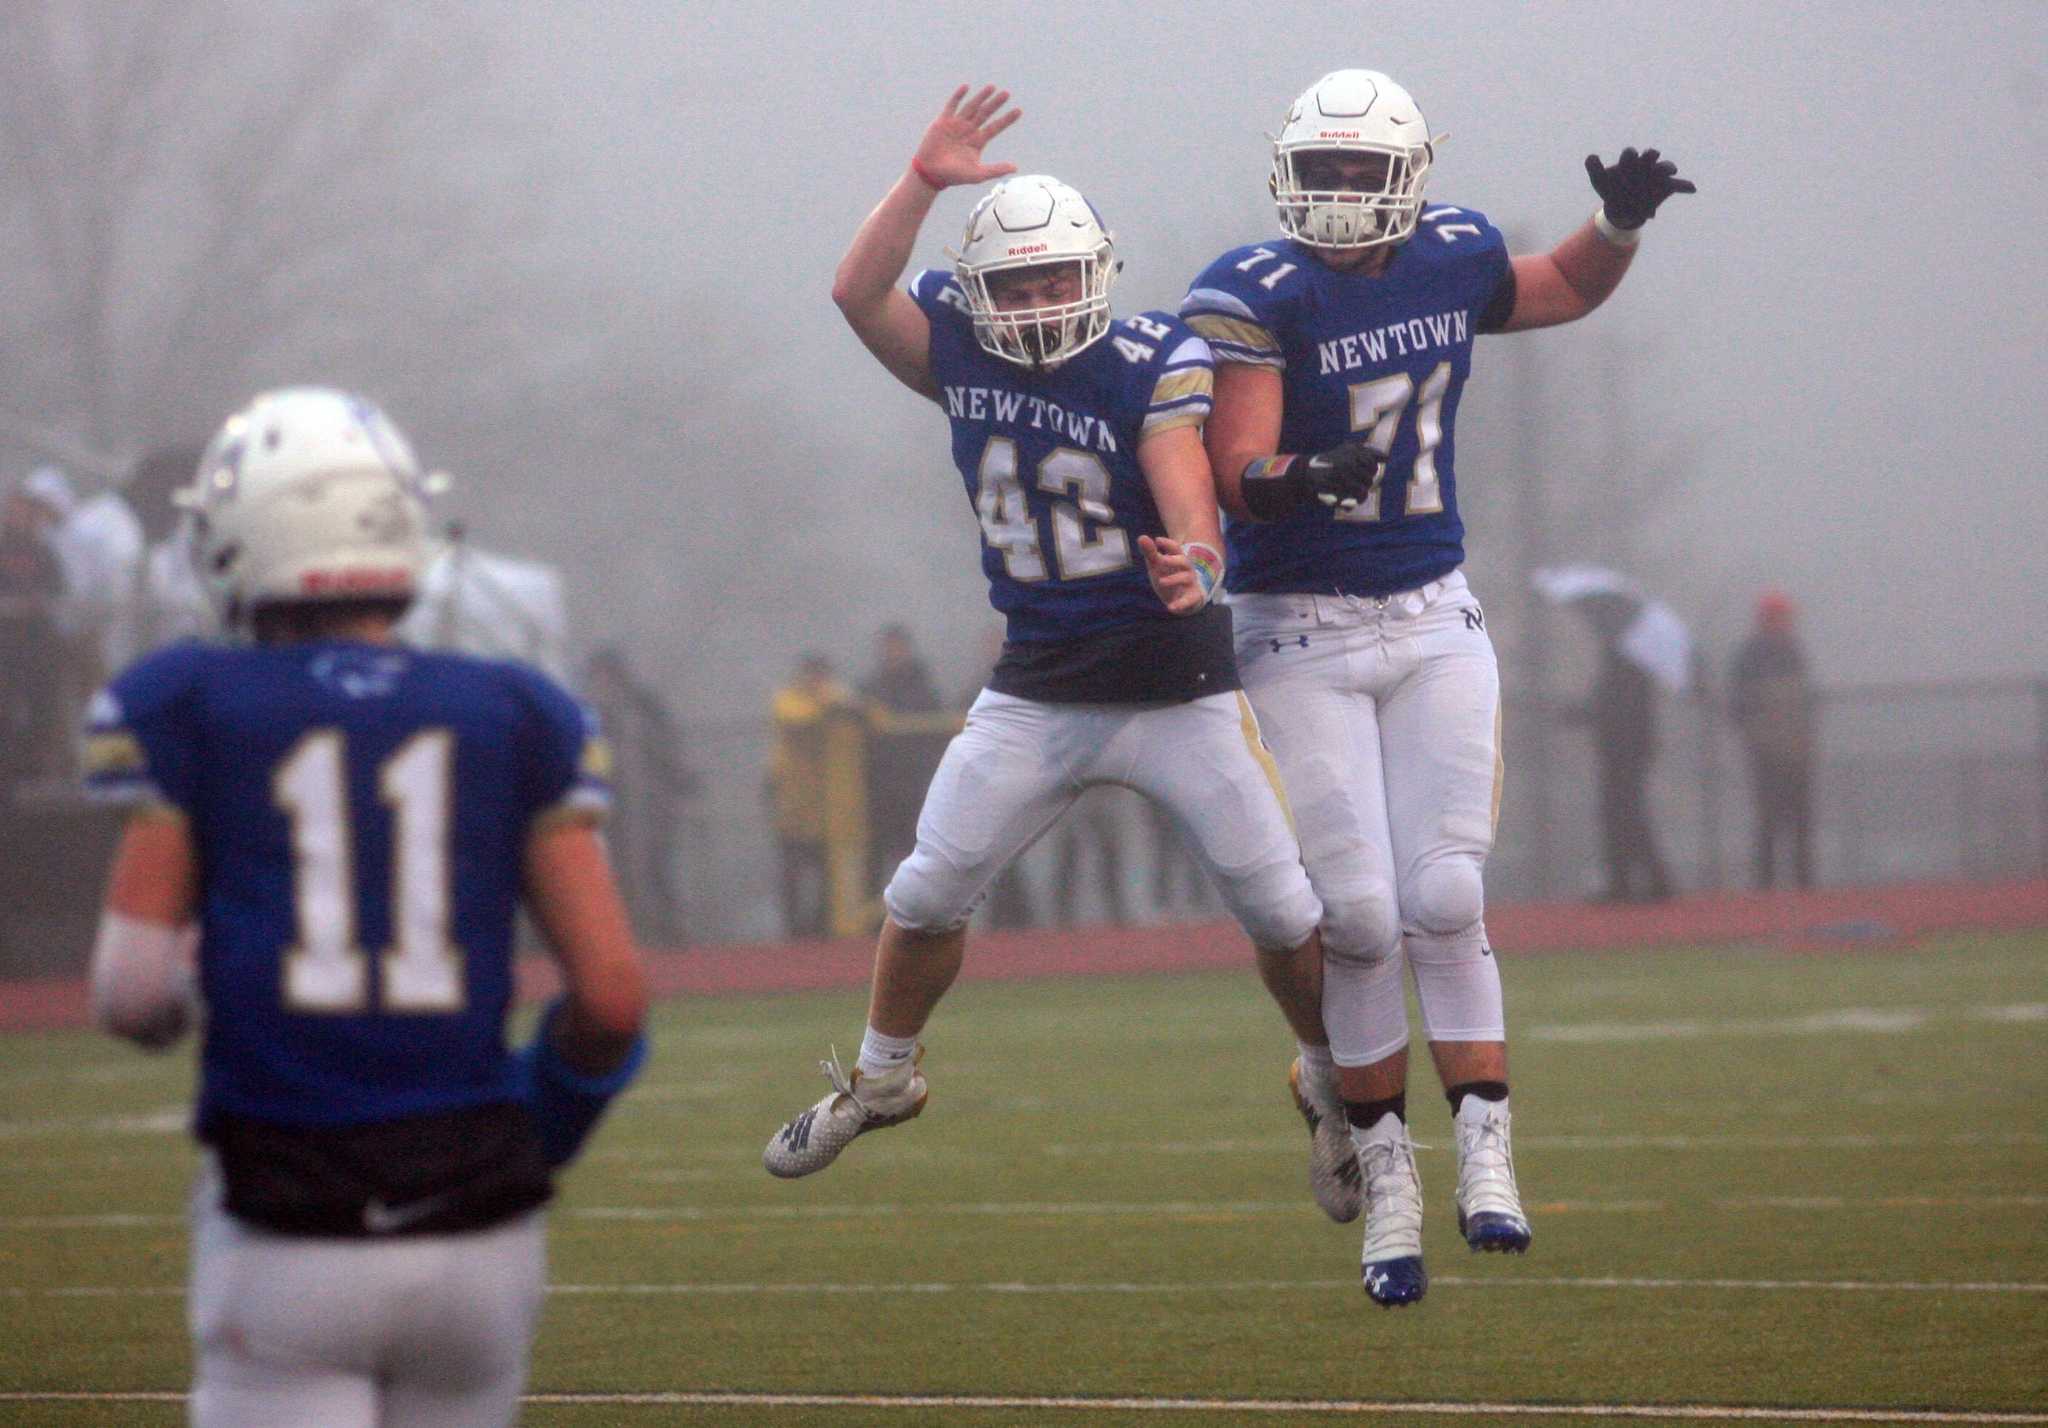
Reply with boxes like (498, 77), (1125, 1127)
(1241, 441), (1385, 520)
(1584, 147), (1695, 230)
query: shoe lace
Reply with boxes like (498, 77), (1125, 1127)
(818, 1045), (857, 1100)
(1456, 1107), (1520, 1206)
(1358, 1129), (1425, 1258)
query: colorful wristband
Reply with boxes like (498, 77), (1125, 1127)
(1184, 542), (1225, 606)
(1239, 454), (1307, 522)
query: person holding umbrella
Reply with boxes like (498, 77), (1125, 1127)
(1535, 565), (1692, 902)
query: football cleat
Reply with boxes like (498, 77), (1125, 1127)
(763, 1046), (927, 1180)
(1355, 1114), (1428, 1307)
(1289, 1057), (1361, 1223)
(1453, 1094), (1532, 1253)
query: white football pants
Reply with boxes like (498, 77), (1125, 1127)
(188, 1160), (546, 1428)
(1232, 572), (1505, 1067)
(885, 688), (1322, 952)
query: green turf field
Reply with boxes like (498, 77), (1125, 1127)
(3, 931), (2044, 1426)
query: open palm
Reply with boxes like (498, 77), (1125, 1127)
(913, 85), (1021, 189)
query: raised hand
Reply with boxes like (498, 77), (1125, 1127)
(1584, 147), (1696, 230)
(912, 85), (1022, 190)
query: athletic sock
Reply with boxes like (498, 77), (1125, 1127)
(1297, 1041), (1337, 1083)
(1344, 1093), (1406, 1130)
(856, 1027), (919, 1079)
(1445, 1079), (1509, 1114)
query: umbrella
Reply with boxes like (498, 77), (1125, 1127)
(1532, 563), (1694, 693)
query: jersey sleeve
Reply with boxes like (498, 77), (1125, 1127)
(513, 667), (613, 829)
(1419, 205), (1515, 332)
(1180, 248), (1292, 370)
(79, 644), (208, 814)
(1138, 318), (1215, 440)
(906, 267), (973, 329)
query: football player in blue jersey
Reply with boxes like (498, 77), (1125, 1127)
(83, 387), (649, 1425)
(764, 87), (1368, 1190)
(1183, 70), (1693, 1306)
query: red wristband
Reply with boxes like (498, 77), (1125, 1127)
(909, 157), (944, 191)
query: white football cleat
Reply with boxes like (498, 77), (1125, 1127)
(763, 1047), (927, 1180)
(1289, 1057), (1362, 1223)
(1453, 1094), (1532, 1253)
(1355, 1112), (1427, 1307)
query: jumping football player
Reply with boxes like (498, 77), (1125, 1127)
(84, 387), (649, 1425)
(764, 86), (1375, 1184)
(1182, 70), (1693, 1305)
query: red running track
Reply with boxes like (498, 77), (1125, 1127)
(5, 877), (2044, 1033)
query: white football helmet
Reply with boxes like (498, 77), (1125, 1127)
(954, 174), (1118, 370)
(183, 387), (435, 625)
(1271, 70), (1437, 250)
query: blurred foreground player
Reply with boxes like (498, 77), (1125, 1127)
(1184, 69), (1693, 1303)
(83, 388), (649, 1427)
(764, 87), (1366, 1184)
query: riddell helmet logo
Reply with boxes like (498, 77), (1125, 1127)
(1319, 130), (1363, 139)
(301, 568), (411, 594)
(1006, 244), (1049, 256)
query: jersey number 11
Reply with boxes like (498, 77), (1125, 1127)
(273, 730), (466, 1014)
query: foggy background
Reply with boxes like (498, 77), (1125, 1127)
(4, 1), (2044, 939)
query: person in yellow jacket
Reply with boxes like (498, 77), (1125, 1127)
(766, 653), (851, 937)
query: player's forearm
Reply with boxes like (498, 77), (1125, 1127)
(831, 170), (940, 321)
(1547, 218), (1636, 312)
(523, 822), (649, 1065)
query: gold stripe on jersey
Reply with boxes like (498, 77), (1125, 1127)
(579, 737), (614, 782)
(82, 731), (146, 776)
(1185, 313), (1280, 357)
(1140, 409), (1207, 437)
(1149, 367), (1214, 407)
(531, 800), (607, 833)
(1235, 692), (1298, 837)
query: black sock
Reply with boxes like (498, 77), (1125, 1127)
(1446, 1080), (1510, 1114)
(1344, 1093), (1406, 1130)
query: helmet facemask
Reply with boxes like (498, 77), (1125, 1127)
(953, 174), (1119, 372)
(1272, 141), (1432, 250)
(959, 253), (1114, 371)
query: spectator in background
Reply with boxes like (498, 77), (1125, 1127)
(767, 652), (851, 938)
(126, 446), (214, 654)
(859, 624), (943, 895)
(1729, 590), (1816, 889)
(30, 465), (144, 690)
(586, 646), (700, 945)
(0, 475), (70, 788)
(1582, 635), (1674, 903)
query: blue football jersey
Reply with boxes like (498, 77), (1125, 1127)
(909, 268), (1215, 644)
(82, 640), (611, 1132)
(1181, 206), (1513, 596)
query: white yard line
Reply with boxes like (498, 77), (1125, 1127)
(7, 1274), (2044, 1299)
(0, 1390), (2041, 1422)
(5, 1192), (2043, 1233)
